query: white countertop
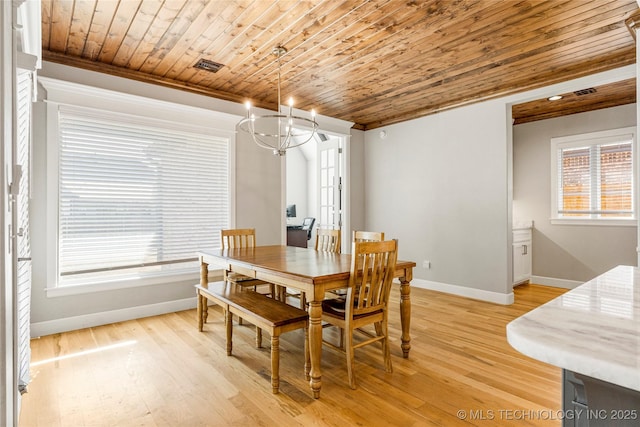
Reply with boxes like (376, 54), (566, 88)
(512, 220), (533, 230)
(506, 265), (640, 391)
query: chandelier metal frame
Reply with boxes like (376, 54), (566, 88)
(237, 46), (318, 156)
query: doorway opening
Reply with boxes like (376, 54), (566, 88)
(285, 131), (348, 252)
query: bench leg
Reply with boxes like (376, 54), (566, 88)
(256, 327), (262, 348)
(226, 308), (233, 356)
(271, 332), (280, 394)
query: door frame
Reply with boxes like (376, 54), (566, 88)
(1, 0), (15, 423)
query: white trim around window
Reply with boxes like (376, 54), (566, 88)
(550, 126), (637, 226)
(40, 77), (238, 296)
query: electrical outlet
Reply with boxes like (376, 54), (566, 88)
(423, 260), (430, 269)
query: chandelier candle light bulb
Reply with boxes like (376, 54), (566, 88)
(238, 46), (318, 156)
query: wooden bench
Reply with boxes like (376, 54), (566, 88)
(196, 281), (309, 394)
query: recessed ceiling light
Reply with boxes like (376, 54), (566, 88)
(548, 95), (563, 101)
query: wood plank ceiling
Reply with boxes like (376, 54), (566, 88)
(41, 0), (638, 130)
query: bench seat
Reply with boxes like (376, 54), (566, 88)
(196, 281), (309, 394)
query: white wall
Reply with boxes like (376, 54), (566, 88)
(235, 129), (284, 244)
(349, 129), (366, 233)
(286, 147), (310, 222)
(306, 147), (318, 227)
(364, 102), (513, 303)
(513, 104), (637, 284)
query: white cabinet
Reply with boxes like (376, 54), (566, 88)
(513, 228), (532, 285)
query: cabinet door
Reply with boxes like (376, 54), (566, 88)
(513, 241), (532, 284)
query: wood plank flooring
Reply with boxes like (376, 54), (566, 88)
(20, 284), (567, 427)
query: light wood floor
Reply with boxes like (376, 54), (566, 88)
(20, 284), (567, 427)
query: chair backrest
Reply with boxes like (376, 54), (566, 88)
(352, 230), (384, 243)
(347, 240), (397, 318)
(221, 228), (257, 249)
(315, 228), (341, 253)
(301, 217), (315, 239)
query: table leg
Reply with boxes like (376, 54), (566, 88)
(200, 259), (209, 322)
(197, 292), (204, 332)
(308, 300), (322, 398)
(399, 277), (412, 358)
(304, 326), (310, 381)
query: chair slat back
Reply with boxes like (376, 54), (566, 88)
(347, 240), (397, 317)
(315, 228), (341, 253)
(352, 230), (384, 243)
(352, 231), (384, 272)
(221, 228), (257, 249)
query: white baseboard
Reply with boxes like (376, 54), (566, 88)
(32, 275), (578, 337)
(530, 275), (582, 289)
(405, 278), (515, 305)
(31, 297), (198, 337)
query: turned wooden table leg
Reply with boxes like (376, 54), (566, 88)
(308, 299), (323, 398)
(197, 292), (204, 332)
(304, 326), (310, 381)
(200, 259), (209, 322)
(399, 276), (412, 358)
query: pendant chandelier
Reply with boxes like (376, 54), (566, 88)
(238, 46), (318, 156)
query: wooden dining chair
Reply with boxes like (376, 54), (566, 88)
(220, 228), (274, 297)
(315, 228), (341, 253)
(289, 228), (343, 309)
(329, 230), (385, 299)
(320, 239), (398, 389)
(220, 228), (275, 340)
(353, 230), (384, 242)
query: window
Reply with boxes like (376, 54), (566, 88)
(551, 127), (636, 225)
(50, 101), (231, 289)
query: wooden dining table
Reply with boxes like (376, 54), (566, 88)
(197, 245), (416, 398)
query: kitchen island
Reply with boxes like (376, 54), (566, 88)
(507, 265), (640, 426)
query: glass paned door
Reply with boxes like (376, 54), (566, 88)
(318, 139), (342, 232)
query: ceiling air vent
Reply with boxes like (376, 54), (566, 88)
(574, 88), (597, 96)
(194, 58), (225, 73)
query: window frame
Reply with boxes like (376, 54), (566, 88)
(40, 77), (237, 296)
(550, 127), (637, 226)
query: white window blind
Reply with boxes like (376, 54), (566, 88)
(552, 128), (635, 222)
(57, 105), (229, 286)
